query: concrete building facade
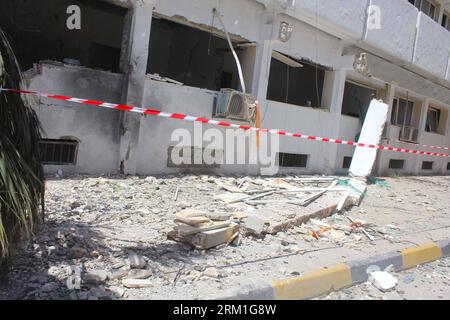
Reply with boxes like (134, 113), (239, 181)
(3, 0), (450, 176)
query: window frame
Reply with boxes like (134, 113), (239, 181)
(425, 107), (441, 134)
(39, 139), (79, 165)
(391, 97), (415, 127)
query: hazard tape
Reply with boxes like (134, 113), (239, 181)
(2, 87), (450, 159)
(388, 139), (450, 152)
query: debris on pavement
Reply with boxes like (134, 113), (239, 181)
(369, 271), (398, 292)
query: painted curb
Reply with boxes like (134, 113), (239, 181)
(215, 240), (449, 300)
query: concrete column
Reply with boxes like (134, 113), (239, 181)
(440, 110), (450, 174)
(325, 69), (347, 175)
(438, 4), (445, 24)
(413, 98), (430, 175)
(118, 0), (153, 175)
(374, 82), (397, 175)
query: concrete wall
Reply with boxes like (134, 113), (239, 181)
(26, 63), (123, 174)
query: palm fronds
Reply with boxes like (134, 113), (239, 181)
(0, 28), (45, 257)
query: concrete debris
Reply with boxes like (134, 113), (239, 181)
(241, 215), (267, 236)
(122, 279), (153, 289)
(69, 246), (86, 259)
(203, 267), (221, 279)
(349, 99), (389, 178)
(169, 208), (239, 249)
(126, 269), (153, 280)
(128, 252), (147, 269)
(369, 271), (398, 292)
(83, 270), (109, 284)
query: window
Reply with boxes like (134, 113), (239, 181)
(267, 53), (325, 108)
(409, 0), (436, 20)
(391, 98), (414, 127)
(39, 139), (79, 165)
(147, 17), (248, 91)
(278, 153), (308, 168)
(425, 107), (441, 133)
(447, 162), (450, 170)
(389, 159), (405, 169)
(422, 161), (433, 170)
(342, 157), (352, 169)
(442, 13), (450, 31)
(0, 0), (127, 71)
(342, 81), (377, 118)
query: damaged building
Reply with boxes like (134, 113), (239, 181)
(2, 0), (450, 176)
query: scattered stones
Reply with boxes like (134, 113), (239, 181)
(122, 279), (153, 288)
(203, 267), (220, 279)
(128, 252), (146, 269)
(110, 269), (129, 280)
(241, 215), (266, 236)
(107, 286), (126, 298)
(83, 270), (109, 284)
(126, 269), (153, 280)
(68, 246), (86, 259)
(90, 250), (100, 258)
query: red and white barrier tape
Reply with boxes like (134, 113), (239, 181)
(2, 88), (450, 158)
(388, 139), (450, 152)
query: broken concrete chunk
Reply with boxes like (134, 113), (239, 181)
(206, 212), (231, 221)
(215, 180), (243, 193)
(83, 269), (109, 284)
(126, 269), (153, 280)
(128, 252), (146, 269)
(122, 279), (153, 288)
(174, 216), (211, 226)
(190, 224), (239, 250)
(68, 246), (86, 259)
(349, 99), (389, 177)
(241, 215), (267, 236)
(369, 271), (398, 292)
(321, 229), (347, 242)
(203, 267), (220, 279)
(175, 221), (231, 237)
(214, 193), (248, 204)
(110, 269), (129, 280)
(263, 178), (300, 191)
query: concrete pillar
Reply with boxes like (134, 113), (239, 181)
(118, 0), (153, 175)
(325, 69), (347, 175)
(374, 82), (397, 175)
(440, 110), (450, 174)
(413, 97), (430, 175)
(438, 4), (445, 24)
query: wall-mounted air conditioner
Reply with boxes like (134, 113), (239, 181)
(399, 126), (419, 143)
(213, 89), (256, 122)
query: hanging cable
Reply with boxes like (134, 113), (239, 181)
(213, 8), (246, 93)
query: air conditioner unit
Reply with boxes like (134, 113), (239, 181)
(399, 126), (419, 143)
(213, 89), (255, 122)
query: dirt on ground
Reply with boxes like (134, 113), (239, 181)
(0, 174), (449, 300)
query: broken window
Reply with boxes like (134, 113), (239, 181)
(342, 81), (377, 118)
(425, 107), (441, 133)
(391, 98), (414, 127)
(278, 153), (308, 168)
(267, 52), (325, 108)
(422, 161), (433, 170)
(39, 139), (79, 165)
(147, 17), (248, 92)
(409, 0), (436, 20)
(0, 0), (126, 72)
(389, 159), (405, 169)
(342, 157), (352, 169)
